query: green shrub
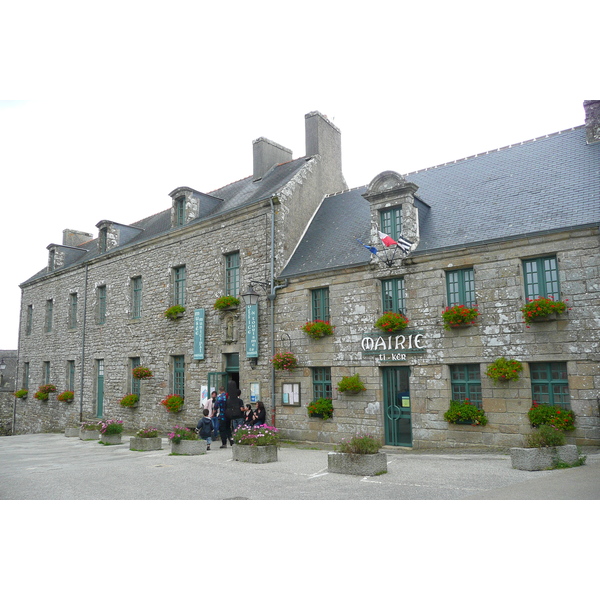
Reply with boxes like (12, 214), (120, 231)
(528, 403), (575, 431)
(444, 400), (488, 426)
(307, 398), (333, 420)
(336, 434), (382, 454)
(526, 424), (566, 448)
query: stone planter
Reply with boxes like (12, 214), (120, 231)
(510, 445), (579, 471)
(328, 452), (388, 476)
(170, 439), (207, 455)
(130, 436), (162, 451)
(100, 433), (123, 445)
(79, 429), (100, 441)
(232, 444), (278, 464)
(65, 427), (80, 437)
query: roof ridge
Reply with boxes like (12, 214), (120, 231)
(402, 125), (585, 176)
(324, 184), (367, 198)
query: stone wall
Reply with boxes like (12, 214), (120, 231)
(273, 227), (600, 449)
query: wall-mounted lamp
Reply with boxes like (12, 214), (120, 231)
(0, 358), (6, 370)
(242, 280), (270, 305)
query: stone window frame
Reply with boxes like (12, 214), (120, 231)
(445, 267), (476, 308)
(449, 364), (482, 408)
(522, 255), (560, 301)
(530, 362), (571, 409)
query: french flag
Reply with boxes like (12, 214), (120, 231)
(378, 230), (398, 247)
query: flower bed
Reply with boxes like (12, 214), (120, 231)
(328, 436), (387, 476)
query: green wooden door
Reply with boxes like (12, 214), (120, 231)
(208, 372), (228, 395)
(382, 366), (411, 446)
(96, 359), (104, 417)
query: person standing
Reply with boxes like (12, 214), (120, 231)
(226, 389), (245, 438)
(214, 386), (231, 448)
(204, 390), (219, 440)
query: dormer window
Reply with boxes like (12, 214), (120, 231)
(380, 206), (402, 241)
(175, 196), (186, 227)
(98, 227), (108, 254)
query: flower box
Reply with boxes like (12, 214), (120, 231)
(79, 429), (100, 441)
(510, 445), (579, 471)
(232, 444), (278, 463)
(100, 433), (123, 445)
(170, 439), (207, 455)
(65, 427), (80, 437)
(130, 437), (162, 452)
(327, 452), (388, 476)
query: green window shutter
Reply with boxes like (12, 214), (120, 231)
(67, 360), (75, 391)
(98, 228), (107, 254)
(173, 267), (186, 306)
(312, 367), (332, 400)
(23, 362), (29, 390)
(523, 256), (559, 301)
(450, 364), (482, 407)
(173, 355), (185, 397)
(380, 207), (402, 240)
(175, 196), (186, 227)
(97, 286), (107, 324)
(530, 362), (570, 409)
(69, 293), (78, 329)
(45, 299), (53, 332)
(43, 361), (51, 385)
(446, 268), (475, 307)
(311, 288), (330, 321)
(26, 305), (33, 336)
(131, 277), (142, 319)
(225, 252), (240, 297)
(130, 357), (141, 396)
(382, 278), (405, 314)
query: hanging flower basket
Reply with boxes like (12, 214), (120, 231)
(521, 297), (568, 326)
(271, 351), (298, 371)
(14, 389), (28, 400)
(374, 312), (409, 333)
(34, 384), (57, 400)
(336, 374), (366, 394)
(485, 357), (523, 384)
(161, 394), (184, 413)
(443, 400), (488, 426)
(57, 390), (75, 402)
(307, 398), (334, 420)
(164, 305), (186, 320)
(132, 366), (153, 380)
(442, 305), (479, 330)
(301, 320), (334, 339)
(119, 393), (139, 407)
(214, 295), (240, 310)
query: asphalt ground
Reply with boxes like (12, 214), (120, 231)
(0, 433), (599, 500)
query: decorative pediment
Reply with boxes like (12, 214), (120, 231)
(364, 171), (409, 196)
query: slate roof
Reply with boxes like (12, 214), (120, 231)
(281, 125), (600, 278)
(22, 156), (313, 285)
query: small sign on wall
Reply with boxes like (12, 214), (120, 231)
(282, 382), (300, 405)
(194, 309), (205, 360)
(246, 304), (259, 357)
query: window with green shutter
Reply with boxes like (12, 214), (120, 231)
(380, 206), (402, 240)
(97, 286), (107, 325)
(530, 362), (570, 409)
(173, 266), (186, 306)
(382, 278), (406, 314)
(45, 299), (53, 333)
(131, 276), (142, 319)
(130, 357), (141, 396)
(225, 252), (240, 297)
(446, 268), (476, 307)
(311, 288), (330, 321)
(175, 196), (186, 227)
(68, 293), (78, 329)
(67, 360), (75, 391)
(450, 364), (482, 408)
(173, 355), (185, 397)
(523, 256), (560, 301)
(26, 305), (33, 336)
(23, 362), (29, 390)
(312, 367), (332, 400)
(42, 361), (51, 385)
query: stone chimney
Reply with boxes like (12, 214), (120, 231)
(63, 229), (93, 247)
(584, 100), (600, 144)
(305, 111), (342, 177)
(253, 137), (293, 181)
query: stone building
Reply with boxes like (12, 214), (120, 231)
(15, 111), (345, 434)
(0, 350), (17, 434)
(274, 101), (600, 449)
(14, 102), (600, 450)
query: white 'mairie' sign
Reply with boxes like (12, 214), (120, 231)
(361, 330), (426, 361)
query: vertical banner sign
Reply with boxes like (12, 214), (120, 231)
(246, 304), (259, 357)
(193, 309), (205, 360)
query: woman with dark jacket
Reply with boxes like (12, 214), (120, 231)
(252, 401), (266, 426)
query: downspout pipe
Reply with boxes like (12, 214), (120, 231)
(79, 264), (89, 423)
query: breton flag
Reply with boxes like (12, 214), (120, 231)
(378, 230), (412, 254)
